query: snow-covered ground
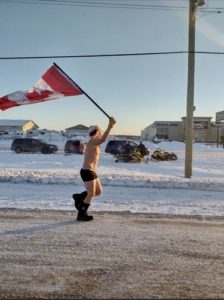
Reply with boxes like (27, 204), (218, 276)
(0, 135), (224, 217)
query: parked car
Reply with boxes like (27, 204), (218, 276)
(64, 139), (86, 154)
(152, 136), (163, 144)
(11, 138), (58, 154)
(105, 140), (139, 155)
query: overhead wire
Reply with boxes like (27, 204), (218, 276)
(1, 0), (223, 13)
(0, 0), (223, 9)
(0, 0), (223, 60)
(1, 51), (224, 61)
(0, 0), (190, 11)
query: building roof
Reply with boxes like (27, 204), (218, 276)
(0, 119), (37, 127)
(155, 121), (181, 125)
(65, 124), (89, 131)
(181, 116), (212, 120)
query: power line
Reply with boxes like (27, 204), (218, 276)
(0, 0), (190, 10)
(1, 51), (224, 61)
(0, 0), (224, 12)
(1, 0), (223, 12)
(0, 51), (187, 60)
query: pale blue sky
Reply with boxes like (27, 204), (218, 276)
(0, 0), (224, 135)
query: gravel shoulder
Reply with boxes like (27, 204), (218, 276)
(0, 208), (224, 299)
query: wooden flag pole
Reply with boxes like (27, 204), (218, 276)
(53, 63), (111, 119)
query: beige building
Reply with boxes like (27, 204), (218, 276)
(65, 124), (89, 138)
(142, 116), (223, 143)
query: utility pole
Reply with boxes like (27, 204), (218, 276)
(185, 0), (205, 178)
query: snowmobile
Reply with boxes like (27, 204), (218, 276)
(114, 149), (144, 163)
(151, 149), (178, 161)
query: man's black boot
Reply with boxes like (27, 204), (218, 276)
(77, 212), (93, 221)
(77, 202), (93, 222)
(73, 191), (87, 210)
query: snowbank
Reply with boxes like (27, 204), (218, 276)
(1, 139), (224, 216)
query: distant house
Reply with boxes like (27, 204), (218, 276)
(65, 124), (89, 137)
(0, 119), (38, 134)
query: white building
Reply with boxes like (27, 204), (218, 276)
(142, 121), (182, 141)
(0, 119), (38, 138)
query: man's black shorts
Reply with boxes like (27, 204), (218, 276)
(80, 169), (98, 182)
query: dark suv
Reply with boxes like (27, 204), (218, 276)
(105, 140), (139, 155)
(11, 138), (58, 154)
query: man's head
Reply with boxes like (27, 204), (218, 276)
(88, 125), (101, 137)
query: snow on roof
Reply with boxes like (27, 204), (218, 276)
(0, 119), (33, 127)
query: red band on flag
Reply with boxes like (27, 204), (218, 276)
(0, 64), (83, 111)
(42, 65), (82, 96)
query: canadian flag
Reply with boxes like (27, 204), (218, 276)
(0, 64), (83, 111)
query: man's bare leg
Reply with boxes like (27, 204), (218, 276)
(83, 178), (102, 204)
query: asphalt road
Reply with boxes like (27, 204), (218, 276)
(0, 209), (224, 299)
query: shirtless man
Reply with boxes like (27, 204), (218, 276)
(73, 116), (116, 221)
